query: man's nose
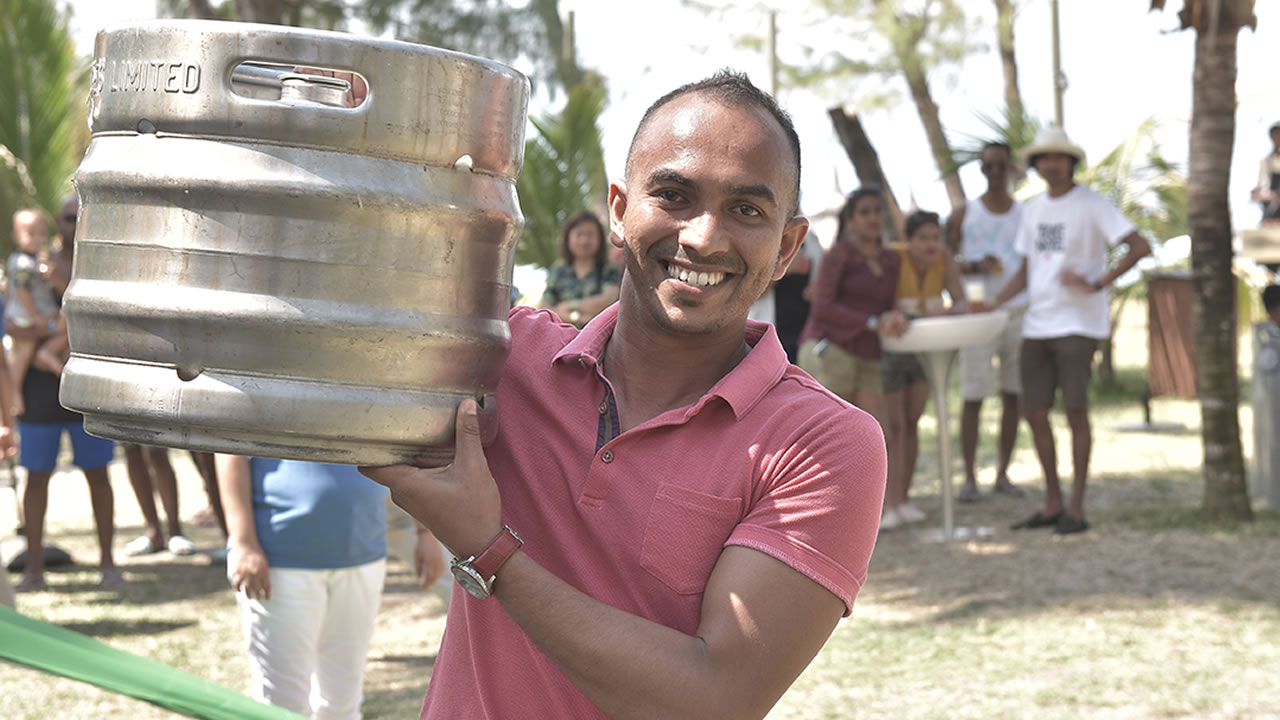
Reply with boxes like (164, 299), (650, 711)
(679, 210), (731, 257)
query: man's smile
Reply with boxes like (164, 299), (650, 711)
(662, 260), (728, 288)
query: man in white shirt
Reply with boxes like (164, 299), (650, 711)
(990, 126), (1151, 534)
(948, 142), (1026, 502)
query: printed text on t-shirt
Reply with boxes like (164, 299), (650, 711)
(1035, 223), (1065, 253)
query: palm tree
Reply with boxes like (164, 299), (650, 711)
(0, 0), (88, 253)
(1150, 0), (1255, 522)
(514, 76), (608, 269)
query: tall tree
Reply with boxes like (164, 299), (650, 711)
(515, 77), (608, 269)
(0, 0), (87, 254)
(992, 0), (1024, 139)
(1150, 0), (1255, 523)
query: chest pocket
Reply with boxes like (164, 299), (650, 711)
(640, 482), (743, 595)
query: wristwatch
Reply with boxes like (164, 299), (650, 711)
(450, 525), (523, 600)
(1091, 278), (1106, 292)
(867, 314), (880, 332)
(569, 299), (582, 324)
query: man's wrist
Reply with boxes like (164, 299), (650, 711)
(1092, 277), (1107, 292)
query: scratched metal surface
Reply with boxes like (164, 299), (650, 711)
(60, 20), (529, 466)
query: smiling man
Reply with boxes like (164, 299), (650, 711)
(362, 71), (887, 719)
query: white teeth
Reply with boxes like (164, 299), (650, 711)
(664, 263), (725, 287)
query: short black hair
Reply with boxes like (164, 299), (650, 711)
(625, 70), (802, 217)
(982, 141), (1012, 156)
(559, 210), (608, 268)
(905, 210), (941, 239)
(1030, 153), (1080, 174)
(1264, 284), (1280, 313)
(835, 186), (882, 245)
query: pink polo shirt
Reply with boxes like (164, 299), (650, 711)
(421, 304), (886, 720)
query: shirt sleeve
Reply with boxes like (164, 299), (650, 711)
(1013, 208), (1032, 258)
(601, 262), (622, 287)
(1091, 192), (1139, 247)
(540, 265), (565, 306)
(807, 243), (874, 344)
(726, 404), (886, 616)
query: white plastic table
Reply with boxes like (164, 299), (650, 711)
(882, 311), (1010, 541)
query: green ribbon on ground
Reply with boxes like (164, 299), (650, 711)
(0, 605), (302, 720)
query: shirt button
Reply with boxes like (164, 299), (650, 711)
(601, 450), (614, 464)
(578, 358), (587, 368)
(598, 401), (608, 415)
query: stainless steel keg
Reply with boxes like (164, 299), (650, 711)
(60, 20), (529, 466)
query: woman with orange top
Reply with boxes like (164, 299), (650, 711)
(878, 210), (967, 530)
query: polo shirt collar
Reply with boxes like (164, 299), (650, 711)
(552, 304), (789, 421)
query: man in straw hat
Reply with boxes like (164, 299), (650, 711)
(988, 125), (1151, 535)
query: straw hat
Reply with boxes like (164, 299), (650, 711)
(1024, 125), (1086, 165)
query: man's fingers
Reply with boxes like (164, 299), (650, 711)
(452, 398), (485, 467)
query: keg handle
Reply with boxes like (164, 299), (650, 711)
(231, 62), (364, 108)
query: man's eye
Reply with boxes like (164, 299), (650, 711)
(657, 190), (684, 202)
(737, 204), (763, 217)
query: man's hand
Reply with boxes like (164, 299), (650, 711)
(361, 399), (502, 559)
(978, 254), (1003, 274)
(1060, 269), (1097, 294)
(229, 544), (271, 600)
(0, 425), (16, 460)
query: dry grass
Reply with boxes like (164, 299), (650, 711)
(4, 302), (1280, 719)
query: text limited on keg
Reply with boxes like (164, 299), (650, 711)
(108, 61), (201, 94)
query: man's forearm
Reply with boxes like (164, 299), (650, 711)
(1097, 232), (1152, 288)
(994, 261), (1027, 307)
(496, 551), (728, 720)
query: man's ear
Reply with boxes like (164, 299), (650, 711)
(773, 216), (810, 282)
(607, 181), (627, 248)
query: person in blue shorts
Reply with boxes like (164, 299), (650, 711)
(15, 366), (121, 591)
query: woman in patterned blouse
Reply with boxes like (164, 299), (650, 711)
(539, 210), (622, 327)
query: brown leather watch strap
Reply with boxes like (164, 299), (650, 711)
(469, 525), (523, 581)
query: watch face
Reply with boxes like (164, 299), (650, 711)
(451, 562), (492, 600)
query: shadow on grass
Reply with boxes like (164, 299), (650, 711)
(59, 618), (195, 638)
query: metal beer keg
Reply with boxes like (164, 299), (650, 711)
(60, 20), (529, 466)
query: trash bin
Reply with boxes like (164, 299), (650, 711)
(1251, 321), (1280, 507)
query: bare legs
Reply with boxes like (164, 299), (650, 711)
(123, 445), (184, 548)
(881, 382), (930, 512)
(17, 467), (121, 591)
(1024, 406), (1090, 521)
(960, 392), (1022, 497)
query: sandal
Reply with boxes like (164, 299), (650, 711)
(1011, 510), (1062, 530)
(1053, 514), (1090, 535)
(957, 484), (981, 503)
(993, 476), (1026, 498)
(167, 535), (197, 556)
(124, 535), (161, 557)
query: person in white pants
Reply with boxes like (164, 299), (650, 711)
(217, 456), (444, 719)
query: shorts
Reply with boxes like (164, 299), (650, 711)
(1020, 335), (1098, 411)
(879, 351), (927, 394)
(959, 307), (1025, 401)
(797, 339), (881, 403)
(18, 421), (116, 473)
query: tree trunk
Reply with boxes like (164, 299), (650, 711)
(1188, 19), (1253, 522)
(186, 0), (217, 19)
(530, 0), (583, 95)
(900, 56), (965, 210)
(993, 0), (1024, 131)
(827, 108), (905, 245)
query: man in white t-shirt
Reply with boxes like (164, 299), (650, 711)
(947, 142), (1027, 502)
(990, 126), (1151, 535)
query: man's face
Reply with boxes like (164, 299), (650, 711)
(12, 210), (48, 254)
(56, 197), (78, 246)
(981, 146), (1012, 189)
(609, 94), (806, 338)
(1034, 152), (1076, 188)
(1270, 128), (1280, 151)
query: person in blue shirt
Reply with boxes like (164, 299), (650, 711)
(217, 456), (444, 719)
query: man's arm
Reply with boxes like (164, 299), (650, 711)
(1061, 230), (1152, 294)
(215, 454), (271, 600)
(990, 258), (1028, 309)
(363, 401), (860, 720)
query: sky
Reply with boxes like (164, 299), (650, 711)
(65, 0), (1280, 240)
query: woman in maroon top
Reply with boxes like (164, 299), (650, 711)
(797, 187), (909, 426)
